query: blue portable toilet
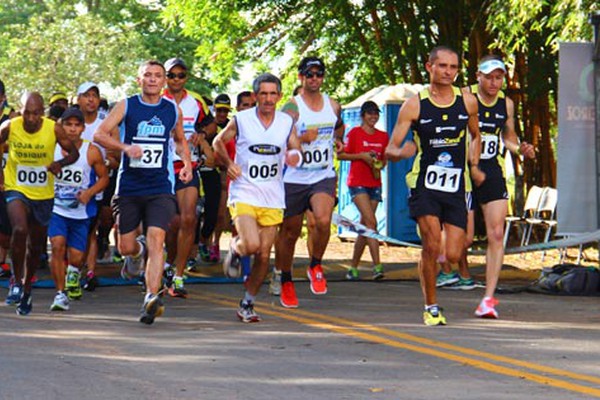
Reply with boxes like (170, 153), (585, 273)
(337, 84), (423, 243)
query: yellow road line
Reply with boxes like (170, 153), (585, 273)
(194, 291), (600, 398)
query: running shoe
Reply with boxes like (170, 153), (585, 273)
(16, 291), (33, 316)
(269, 267), (281, 296)
(444, 276), (476, 291)
(307, 265), (327, 295)
(237, 300), (261, 323)
(168, 276), (188, 298)
(83, 271), (98, 292)
(346, 267), (359, 281)
(163, 264), (175, 288)
(121, 236), (146, 280)
(65, 267), (82, 300)
(50, 291), (70, 311)
(475, 297), (499, 319)
(139, 293), (164, 325)
(280, 281), (298, 308)
(209, 244), (220, 263)
(373, 264), (385, 280)
(223, 239), (241, 278)
(423, 305), (447, 326)
(112, 250), (123, 263)
(199, 244), (211, 263)
(436, 271), (459, 288)
(186, 258), (197, 271)
(0, 262), (11, 278)
(5, 281), (22, 306)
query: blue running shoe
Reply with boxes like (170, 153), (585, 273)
(6, 282), (22, 306)
(16, 291), (33, 316)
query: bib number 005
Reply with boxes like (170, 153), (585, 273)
(248, 162), (278, 182)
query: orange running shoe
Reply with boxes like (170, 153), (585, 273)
(307, 265), (327, 295)
(280, 281), (299, 308)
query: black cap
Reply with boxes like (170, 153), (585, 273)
(298, 56), (325, 75)
(164, 58), (188, 72)
(61, 107), (84, 124)
(214, 93), (231, 110)
(360, 101), (380, 115)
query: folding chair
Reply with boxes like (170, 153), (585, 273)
(522, 187), (557, 247)
(503, 185), (545, 247)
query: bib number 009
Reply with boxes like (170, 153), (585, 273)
(16, 165), (48, 187)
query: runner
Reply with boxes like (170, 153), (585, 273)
(337, 100), (388, 280)
(215, 73), (301, 322)
(467, 55), (535, 318)
(162, 57), (214, 298)
(0, 79), (15, 279)
(48, 107), (108, 310)
(0, 92), (79, 315)
(385, 46), (485, 326)
(274, 56), (344, 308)
(94, 60), (193, 324)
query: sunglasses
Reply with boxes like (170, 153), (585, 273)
(167, 72), (187, 79)
(304, 71), (324, 79)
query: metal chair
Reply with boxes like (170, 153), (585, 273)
(522, 187), (558, 247)
(503, 185), (545, 247)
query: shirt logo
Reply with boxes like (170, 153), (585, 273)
(458, 114), (469, 120)
(419, 118), (433, 124)
(137, 116), (165, 137)
(495, 113), (505, 119)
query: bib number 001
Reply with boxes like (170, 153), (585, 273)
(300, 147), (329, 170)
(424, 165), (461, 193)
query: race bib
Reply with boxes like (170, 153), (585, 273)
(129, 143), (163, 169)
(480, 134), (498, 160)
(247, 161), (279, 182)
(55, 166), (84, 187)
(16, 165), (48, 187)
(1, 153), (7, 169)
(189, 142), (200, 163)
(424, 165), (461, 193)
(299, 142), (330, 170)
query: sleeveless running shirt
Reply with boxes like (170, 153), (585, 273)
(5, 116), (56, 200)
(407, 87), (470, 194)
(116, 95), (177, 196)
(53, 141), (98, 219)
(163, 91), (202, 170)
(470, 84), (508, 180)
(283, 94), (337, 185)
(228, 108), (293, 209)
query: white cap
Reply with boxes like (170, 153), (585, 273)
(77, 82), (99, 96)
(478, 59), (506, 74)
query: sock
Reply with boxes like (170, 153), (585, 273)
(173, 275), (183, 280)
(281, 271), (292, 283)
(86, 270), (95, 278)
(309, 257), (321, 268)
(67, 265), (79, 273)
(241, 256), (251, 276)
(425, 304), (439, 312)
(134, 240), (144, 259)
(243, 291), (255, 304)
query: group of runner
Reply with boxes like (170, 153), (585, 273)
(0, 46), (535, 326)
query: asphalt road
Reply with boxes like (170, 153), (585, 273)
(1, 278), (599, 400)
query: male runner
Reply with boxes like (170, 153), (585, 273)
(94, 60), (193, 324)
(49, 107), (108, 310)
(385, 46), (485, 326)
(162, 57), (213, 298)
(215, 73), (301, 322)
(0, 92), (78, 315)
(274, 56), (344, 308)
(467, 55), (534, 318)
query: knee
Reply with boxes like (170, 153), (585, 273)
(179, 213), (196, 230)
(488, 225), (504, 245)
(445, 247), (462, 264)
(11, 224), (27, 239)
(422, 239), (441, 260)
(238, 236), (260, 255)
(361, 216), (377, 230)
(314, 215), (332, 231)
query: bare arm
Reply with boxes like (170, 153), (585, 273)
(502, 97), (535, 159)
(213, 118), (241, 180)
(49, 123), (79, 175)
(463, 92), (485, 186)
(0, 120), (9, 190)
(93, 100), (142, 159)
(77, 145), (109, 205)
(331, 98), (345, 153)
(385, 96), (419, 162)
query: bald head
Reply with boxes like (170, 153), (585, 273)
(21, 92), (45, 133)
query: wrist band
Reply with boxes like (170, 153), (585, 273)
(287, 149), (303, 167)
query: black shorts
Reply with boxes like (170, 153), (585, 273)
(284, 177), (337, 218)
(473, 176), (509, 205)
(174, 169), (200, 192)
(97, 170), (117, 208)
(0, 191), (11, 235)
(5, 190), (54, 227)
(408, 187), (468, 230)
(112, 194), (176, 234)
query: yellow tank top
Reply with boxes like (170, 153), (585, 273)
(5, 117), (56, 200)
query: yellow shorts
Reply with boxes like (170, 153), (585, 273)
(229, 202), (284, 227)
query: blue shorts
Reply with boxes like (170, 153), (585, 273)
(348, 186), (382, 202)
(174, 169), (200, 192)
(48, 213), (91, 252)
(4, 190), (54, 227)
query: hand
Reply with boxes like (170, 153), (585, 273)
(285, 149), (302, 167)
(125, 144), (142, 159)
(361, 152), (375, 167)
(179, 164), (193, 184)
(47, 161), (62, 176)
(301, 128), (318, 143)
(227, 163), (242, 181)
(76, 190), (92, 205)
(519, 142), (535, 159)
(470, 165), (486, 187)
(334, 138), (344, 153)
